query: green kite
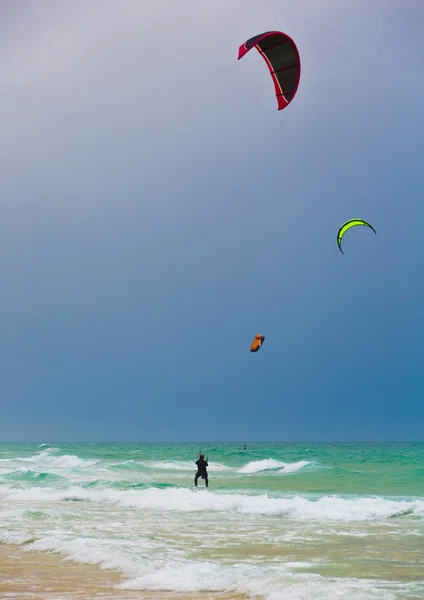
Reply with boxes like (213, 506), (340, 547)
(337, 219), (377, 254)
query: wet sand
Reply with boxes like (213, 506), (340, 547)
(0, 544), (246, 600)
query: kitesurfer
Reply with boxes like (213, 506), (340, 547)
(194, 454), (209, 488)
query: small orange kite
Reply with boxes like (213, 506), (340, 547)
(250, 334), (265, 353)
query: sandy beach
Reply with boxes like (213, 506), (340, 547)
(0, 544), (245, 600)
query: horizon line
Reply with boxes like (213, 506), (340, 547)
(1, 440), (423, 444)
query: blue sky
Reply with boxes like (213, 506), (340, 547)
(1, 0), (424, 441)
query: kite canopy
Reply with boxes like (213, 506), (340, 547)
(337, 219), (377, 254)
(238, 31), (301, 111)
(250, 334), (265, 353)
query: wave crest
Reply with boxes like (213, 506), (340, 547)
(1, 486), (423, 522)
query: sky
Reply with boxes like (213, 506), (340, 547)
(1, 0), (424, 442)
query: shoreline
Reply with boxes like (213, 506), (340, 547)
(0, 543), (246, 600)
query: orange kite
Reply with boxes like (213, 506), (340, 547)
(250, 334), (265, 353)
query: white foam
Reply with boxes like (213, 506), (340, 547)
(121, 561), (278, 594)
(238, 459), (289, 474)
(28, 452), (96, 469)
(239, 459), (312, 475)
(121, 561), (414, 600)
(27, 533), (140, 576)
(0, 529), (35, 545)
(0, 450), (95, 471)
(1, 485), (423, 522)
(279, 460), (312, 474)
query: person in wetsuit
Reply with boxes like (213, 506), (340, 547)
(194, 454), (208, 488)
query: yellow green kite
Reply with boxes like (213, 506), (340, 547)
(337, 219), (377, 254)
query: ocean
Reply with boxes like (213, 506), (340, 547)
(0, 442), (423, 599)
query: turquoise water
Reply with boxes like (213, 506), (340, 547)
(1, 442), (423, 598)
